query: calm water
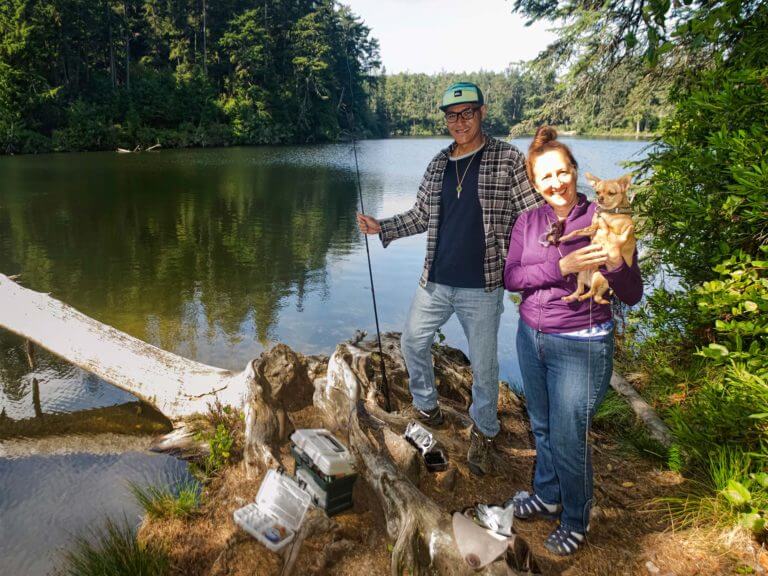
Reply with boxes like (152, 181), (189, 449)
(0, 137), (648, 574)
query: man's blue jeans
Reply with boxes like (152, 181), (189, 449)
(401, 282), (504, 437)
(516, 320), (613, 533)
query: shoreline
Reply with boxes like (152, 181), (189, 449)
(0, 131), (655, 159)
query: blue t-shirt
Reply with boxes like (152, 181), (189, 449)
(428, 147), (486, 288)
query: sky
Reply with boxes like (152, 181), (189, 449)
(343, 0), (556, 74)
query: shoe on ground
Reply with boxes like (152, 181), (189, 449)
(467, 425), (494, 476)
(506, 491), (561, 521)
(403, 404), (444, 427)
(543, 525), (585, 556)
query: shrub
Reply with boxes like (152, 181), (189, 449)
(659, 447), (767, 540)
(52, 100), (117, 152)
(635, 68), (768, 286)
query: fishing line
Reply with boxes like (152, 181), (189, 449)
(341, 24), (392, 412)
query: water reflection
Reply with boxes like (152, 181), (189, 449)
(0, 148), (362, 352)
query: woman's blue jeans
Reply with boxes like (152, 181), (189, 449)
(516, 320), (613, 533)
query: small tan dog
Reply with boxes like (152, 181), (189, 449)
(560, 172), (636, 305)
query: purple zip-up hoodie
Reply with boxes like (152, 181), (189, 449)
(504, 194), (642, 333)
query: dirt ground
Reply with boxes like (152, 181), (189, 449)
(140, 387), (768, 575)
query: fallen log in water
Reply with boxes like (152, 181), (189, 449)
(0, 273), (252, 419)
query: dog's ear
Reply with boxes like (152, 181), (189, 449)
(619, 173), (633, 190)
(584, 172), (600, 188)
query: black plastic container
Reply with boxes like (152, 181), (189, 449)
(291, 445), (356, 516)
(424, 449), (449, 472)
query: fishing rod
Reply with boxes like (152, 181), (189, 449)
(342, 30), (392, 413)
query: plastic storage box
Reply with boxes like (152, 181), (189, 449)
(233, 469), (313, 552)
(290, 429), (357, 516)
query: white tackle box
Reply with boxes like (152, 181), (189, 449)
(290, 429), (356, 477)
(233, 469), (313, 552)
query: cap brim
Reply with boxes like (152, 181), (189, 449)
(439, 100), (481, 111)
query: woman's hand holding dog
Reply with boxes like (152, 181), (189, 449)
(604, 225), (635, 271)
(559, 244), (608, 277)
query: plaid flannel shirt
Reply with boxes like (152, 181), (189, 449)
(379, 135), (541, 292)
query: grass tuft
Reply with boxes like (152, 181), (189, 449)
(129, 478), (201, 520)
(59, 516), (169, 576)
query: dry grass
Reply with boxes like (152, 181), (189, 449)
(138, 391), (766, 575)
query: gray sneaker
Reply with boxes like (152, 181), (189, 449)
(403, 404), (444, 427)
(467, 425), (494, 476)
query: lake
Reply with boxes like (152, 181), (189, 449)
(0, 136), (649, 575)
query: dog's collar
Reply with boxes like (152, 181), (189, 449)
(596, 205), (633, 215)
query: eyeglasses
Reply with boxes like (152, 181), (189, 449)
(537, 169), (573, 187)
(444, 106), (480, 123)
(538, 219), (564, 247)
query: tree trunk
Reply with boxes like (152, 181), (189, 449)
(124, 0), (130, 90)
(202, 0), (207, 73)
(108, 2), (116, 88)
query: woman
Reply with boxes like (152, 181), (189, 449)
(503, 126), (642, 555)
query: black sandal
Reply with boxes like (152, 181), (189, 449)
(543, 525), (585, 556)
(506, 491), (561, 521)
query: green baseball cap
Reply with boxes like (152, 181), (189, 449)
(439, 82), (484, 111)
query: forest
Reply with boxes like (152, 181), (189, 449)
(0, 0), (670, 155)
(0, 0), (382, 153)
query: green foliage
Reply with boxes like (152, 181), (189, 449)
(667, 443), (684, 473)
(188, 401), (243, 479)
(659, 448), (768, 539)
(593, 389), (667, 460)
(52, 100), (117, 152)
(206, 423), (234, 475)
(129, 478), (202, 520)
(651, 251), (768, 469)
(635, 69), (768, 285)
(59, 516), (169, 576)
(695, 249), (768, 371)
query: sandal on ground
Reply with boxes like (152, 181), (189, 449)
(506, 491), (561, 521)
(543, 525), (585, 556)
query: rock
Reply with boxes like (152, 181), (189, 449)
(645, 560), (661, 574)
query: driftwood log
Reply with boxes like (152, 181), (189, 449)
(0, 273), (251, 418)
(610, 372), (672, 447)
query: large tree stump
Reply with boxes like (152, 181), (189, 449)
(243, 344), (314, 477)
(315, 337), (539, 575)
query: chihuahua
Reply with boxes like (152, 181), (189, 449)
(559, 173), (636, 305)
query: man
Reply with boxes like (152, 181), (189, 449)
(357, 81), (540, 475)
